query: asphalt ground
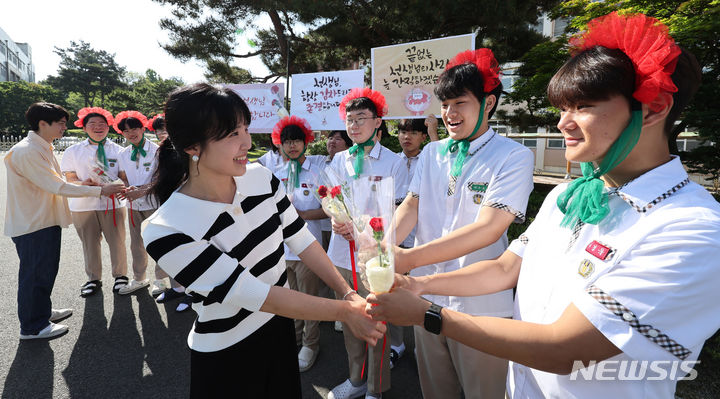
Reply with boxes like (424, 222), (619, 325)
(0, 155), (423, 399)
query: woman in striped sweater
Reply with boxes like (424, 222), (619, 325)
(142, 83), (385, 398)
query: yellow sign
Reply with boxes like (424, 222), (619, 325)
(371, 34), (475, 119)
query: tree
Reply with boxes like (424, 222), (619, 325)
(0, 81), (66, 136)
(154, 0), (558, 80)
(44, 41), (126, 108)
(108, 69), (184, 116)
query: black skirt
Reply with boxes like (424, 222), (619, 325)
(190, 315), (301, 398)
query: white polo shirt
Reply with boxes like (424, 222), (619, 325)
(398, 150), (421, 248)
(409, 128), (534, 317)
(60, 138), (125, 212)
(327, 141), (409, 271)
(270, 155), (326, 261)
(256, 149), (284, 171)
(118, 139), (159, 211)
(320, 155), (333, 233)
(506, 156), (720, 398)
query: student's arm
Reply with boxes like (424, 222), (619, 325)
(9, 150), (106, 198)
(297, 208), (328, 220)
(118, 170), (129, 187)
(367, 289), (620, 374)
(425, 114), (439, 142)
(393, 194), (419, 248)
(400, 206), (516, 272)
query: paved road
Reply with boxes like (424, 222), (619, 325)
(0, 154), (422, 399)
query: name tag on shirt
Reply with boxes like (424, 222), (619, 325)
(585, 240), (614, 261)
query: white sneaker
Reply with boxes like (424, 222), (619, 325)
(151, 279), (168, 297)
(328, 379), (367, 399)
(49, 308), (73, 322)
(334, 320), (343, 332)
(118, 279), (150, 295)
(298, 346), (319, 372)
(20, 322), (68, 340)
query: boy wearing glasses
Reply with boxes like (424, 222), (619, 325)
(326, 88), (409, 399)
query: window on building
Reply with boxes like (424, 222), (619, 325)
(0, 63), (6, 81)
(685, 140), (702, 151)
(0, 41), (6, 57)
(676, 140), (686, 152)
(522, 139), (537, 148)
(547, 139), (565, 148)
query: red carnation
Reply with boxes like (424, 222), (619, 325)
(330, 185), (342, 198)
(369, 217), (384, 232)
(318, 185), (328, 198)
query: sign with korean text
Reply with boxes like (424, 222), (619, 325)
(371, 34), (475, 119)
(290, 70), (364, 130)
(226, 83), (285, 133)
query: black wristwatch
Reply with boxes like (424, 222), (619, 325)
(424, 302), (443, 335)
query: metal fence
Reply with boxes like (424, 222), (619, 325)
(0, 135), (128, 152)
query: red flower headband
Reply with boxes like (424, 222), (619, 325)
(338, 87), (388, 120)
(272, 115), (314, 146)
(74, 107), (115, 128)
(113, 110), (148, 134)
(146, 113), (164, 131)
(445, 48), (501, 93)
(569, 11), (681, 112)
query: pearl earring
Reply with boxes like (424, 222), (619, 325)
(192, 155), (199, 162)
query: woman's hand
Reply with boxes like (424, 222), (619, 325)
(365, 287), (429, 326)
(341, 293), (387, 346)
(117, 186), (146, 201)
(332, 218), (354, 241)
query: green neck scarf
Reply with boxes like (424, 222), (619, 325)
(439, 97), (486, 177)
(88, 136), (108, 168)
(130, 137), (147, 161)
(282, 146), (305, 188)
(557, 104), (644, 228)
(348, 132), (376, 178)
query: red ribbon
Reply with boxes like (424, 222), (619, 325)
(349, 240), (358, 290)
(105, 195), (117, 226)
(129, 200), (135, 227)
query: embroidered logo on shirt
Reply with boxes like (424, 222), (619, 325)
(303, 190), (310, 196)
(468, 182), (488, 192)
(473, 194), (483, 204)
(585, 240), (615, 261)
(578, 259), (595, 278)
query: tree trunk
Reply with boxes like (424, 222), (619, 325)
(267, 9), (289, 73)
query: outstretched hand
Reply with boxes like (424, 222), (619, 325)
(342, 293), (387, 346)
(100, 182), (126, 197)
(366, 287), (429, 326)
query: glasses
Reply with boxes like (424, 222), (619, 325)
(345, 117), (376, 127)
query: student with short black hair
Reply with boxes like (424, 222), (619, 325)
(61, 107), (129, 297)
(5, 102), (123, 339)
(141, 83), (385, 398)
(368, 13), (719, 399)
(147, 113), (168, 142)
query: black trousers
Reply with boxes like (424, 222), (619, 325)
(190, 315), (301, 398)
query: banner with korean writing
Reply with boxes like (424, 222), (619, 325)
(371, 34), (475, 119)
(290, 70), (364, 130)
(226, 83), (285, 133)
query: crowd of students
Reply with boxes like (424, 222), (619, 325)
(5, 11), (720, 399)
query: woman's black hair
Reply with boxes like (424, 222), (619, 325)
(280, 125), (307, 143)
(117, 117), (145, 132)
(548, 46), (701, 151)
(328, 130), (352, 147)
(25, 102), (69, 131)
(151, 116), (166, 131)
(435, 63), (503, 119)
(82, 113), (108, 126)
(150, 83), (252, 204)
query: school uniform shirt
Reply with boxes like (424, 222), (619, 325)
(409, 128), (534, 317)
(60, 138), (125, 212)
(506, 156), (720, 398)
(118, 139), (159, 211)
(270, 155), (326, 261)
(398, 150), (421, 248)
(4, 131), (102, 237)
(327, 141), (410, 270)
(142, 164), (316, 352)
(256, 149), (284, 171)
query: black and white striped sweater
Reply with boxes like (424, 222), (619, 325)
(142, 164), (315, 352)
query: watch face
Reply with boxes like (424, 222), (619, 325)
(424, 303), (443, 335)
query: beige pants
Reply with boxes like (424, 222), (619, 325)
(286, 260), (322, 351)
(414, 325), (508, 399)
(336, 266), (391, 394)
(128, 208), (159, 281)
(72, 209), (128, 281)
